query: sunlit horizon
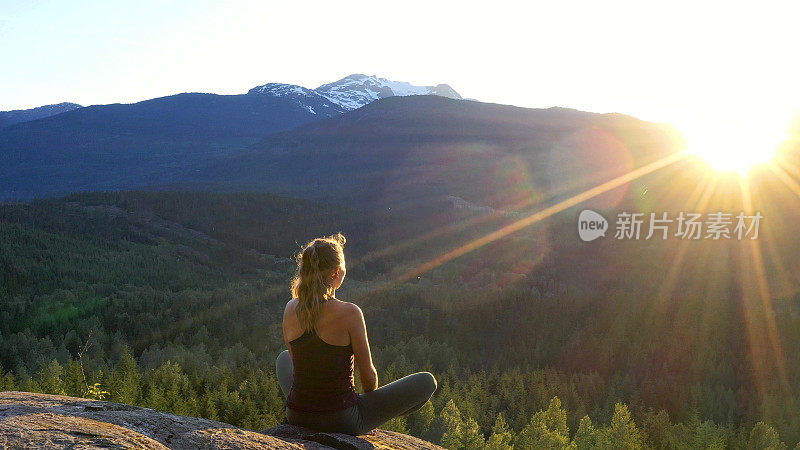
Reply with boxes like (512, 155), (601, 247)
(679, 113), (793, 176)
(2, 1), (799, 138)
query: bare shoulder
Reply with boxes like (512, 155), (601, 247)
(332, 299), (360, 313)
(284, 298), (298, 317)
(335, 300), (365, 328)
(330, 299), (362, 320)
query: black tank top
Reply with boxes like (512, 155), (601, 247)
(286, 330), (360, 413)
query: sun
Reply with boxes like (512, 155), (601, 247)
(679, 116), (789, 176)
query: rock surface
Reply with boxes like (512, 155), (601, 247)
(264, 423), (443, 450)
(0, 391), (444, 449)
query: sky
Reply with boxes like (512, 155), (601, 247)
(1, 0), (799, 135)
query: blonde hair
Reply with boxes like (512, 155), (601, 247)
(291, 233), (346, 333)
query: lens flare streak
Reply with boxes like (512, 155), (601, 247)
(393, 152), (689, 284)
(738, 175), (793, 409)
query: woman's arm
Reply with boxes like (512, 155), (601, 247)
(282, 300), (294, 359)
(347, 303), (378, 392)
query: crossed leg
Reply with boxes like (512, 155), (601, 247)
(355, 371), (437, 434)
(276, 350), (438, 436)
(276, 350), (293, 399)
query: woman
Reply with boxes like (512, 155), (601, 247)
(276, 233), (437, 435)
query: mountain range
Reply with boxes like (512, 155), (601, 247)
(190, 95), (684, 211)
(0, 102), (83, 129)
(0, 74), (463, 201)
(0, 73), (685, 206)
(249, 73), (461, 111)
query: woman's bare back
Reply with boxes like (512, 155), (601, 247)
(283, 297), (378, 392)
(283, 298), (352, 347)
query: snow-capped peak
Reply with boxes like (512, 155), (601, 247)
(315, 74), (462, 110)
(247, 75), (461, 111)
(245, 83), (346, 115)
(247, 83), (321, 98)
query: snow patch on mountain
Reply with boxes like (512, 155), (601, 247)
(248, 74), (462, 111)
(247, 83), (319, 98)
(316, 74), (462, 110)
(246, 83), (344, 115)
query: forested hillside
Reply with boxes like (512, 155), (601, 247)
(195, 95), (685, 209)
(1, 183), (799, 448)
(0, 92), (343, 200)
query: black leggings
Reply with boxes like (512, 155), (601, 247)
(276, 350), (437, 435)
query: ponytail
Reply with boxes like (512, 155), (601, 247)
(291, 233), (346, 333)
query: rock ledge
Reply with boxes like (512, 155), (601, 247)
(0, 391), (443, 449)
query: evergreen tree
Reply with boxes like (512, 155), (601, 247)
(515, 397), (574, 449)
(63, 359), (85, 397)
(667, 411), (729, 449)
(0, 364), (17, 391)
(461, 416), (485, 450)
(36, 359), (64, 395)
(605, 403), (644, 449)
(109, 347), (140, 405)
(486, 412), (514, 450)
(382, 416), (409, 434)
(692, 420), (727, 449)
(574, 415), (601, 449)
(440, 399), (465, 449)
(18, 369), (42, 395)
(746, 422), (787, 450)
(408, 400), (435, 438)
(640, 409), (672, 449)
(216, 387), (246, 428)
(201, 387), (220, 421)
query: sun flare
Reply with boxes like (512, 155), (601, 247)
(680, 116), (790, 176)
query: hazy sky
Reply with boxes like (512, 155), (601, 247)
(1, 0), (798, 132)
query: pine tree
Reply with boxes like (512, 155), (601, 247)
(640, 409), (671, 449)
(36, 359), (64, 395)
(0, 363), (17, 391)
(440, 399), (465, 449)
(746, 422), (787, 450)
(0, 371), (17, 391)
(515, 397), (574, 449)
(145, 383), (169, 412)
(408, 400), (435, 438)
(461, 416), (485, 450)
(606, 403), (644, 449)
(574, 415), (600, 449)
(109, 347), (140, 405)
(201, 387), (219, 421)
(382, 416), (409, 434)
(693, 420), (727, 449)
(146, 361), (194, 416)
(17, 368), (42, 394)
(486, 412), (514, 450)
(63, 359), (85, 397)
